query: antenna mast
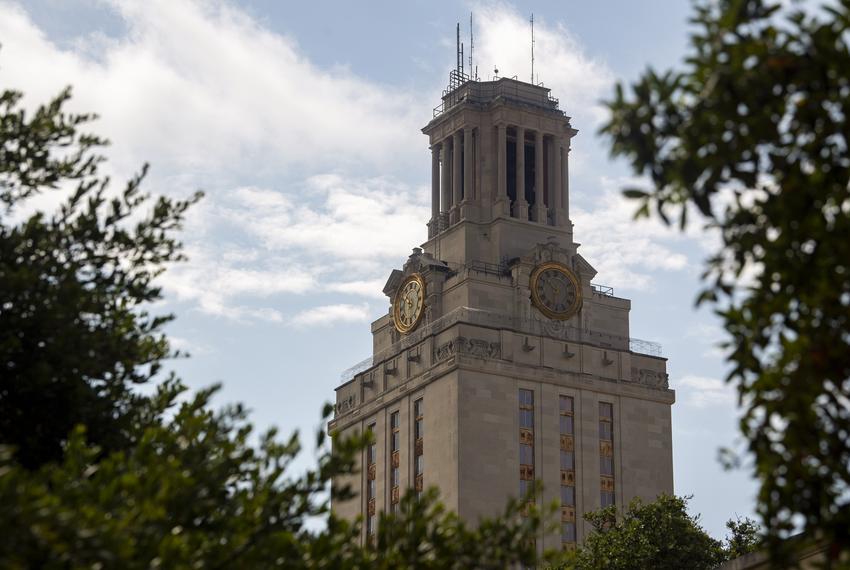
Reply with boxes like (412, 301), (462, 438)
(530, 13), (535, 84)
(469, 12), (476, 80)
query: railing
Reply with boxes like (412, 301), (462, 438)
(591, 283), (615, 297)
(339, 306), (662, 383)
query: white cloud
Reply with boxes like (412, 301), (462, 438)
(677, 375), (737, 409)
(0, 0), (425, 180)
(290, 303), (372, 327)
(473, 2), (615, 128)
(572, 176), (696, 290)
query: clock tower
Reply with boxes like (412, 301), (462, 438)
(329, 69), (675, 550)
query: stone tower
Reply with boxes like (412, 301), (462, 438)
(329, 70), (675, 551)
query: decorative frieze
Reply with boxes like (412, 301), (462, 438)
(433, 336), (501, 362)
(629, 367), (670, 390)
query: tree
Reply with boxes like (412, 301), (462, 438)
(600, 0), (850, 562)
(724, 516), (762, 560)
(0, 84), (563, 568)
(0, 383), (561, 569)
(0, 87), (201, 468)
(573, 495), (725, 570)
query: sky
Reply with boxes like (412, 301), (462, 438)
(1, 0), (757, 539)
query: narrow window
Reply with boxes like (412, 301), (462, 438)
(414, 398), (424, 500)
(559, 395), (577, 548)
(390, 411), (400, 512)
(599, 402), (615, 508)
(366, 422), (377, 537)
(518, 389), (535, 510)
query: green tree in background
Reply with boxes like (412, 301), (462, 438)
(600, 0), (850, 562)
(575, 495), (726, 570)
(0, 87), (201, 469)
(0, 85), (561, 568)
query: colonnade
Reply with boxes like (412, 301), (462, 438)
(429, 124), (570, 237)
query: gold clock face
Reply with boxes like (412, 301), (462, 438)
(530, 262), (582, 320)
(393, 274), (426, 334)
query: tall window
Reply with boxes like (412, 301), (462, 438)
(518, 389), (535, 509)
(559, 395), (577, 547)
(599, 402), (615, 508)
(390, 411), (400, 514)
(414, 399), (424, 500)
(366, 422), (377, 537)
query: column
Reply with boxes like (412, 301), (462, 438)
(533, 130), (547, 223)
(553, 138), (564, 226)
(563, 142), (571, 222)
(560, 140), (569, 226)
(463, 127), (474, 203)
(440, 140), (451, 218)
(495, 124), (508, 215)
(514, 126), (529, 219)
(429, 144), (440, 237)
(451, 130), (462, 223)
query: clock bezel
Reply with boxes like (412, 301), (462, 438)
(392, 273), (426, 334)
(529, 261), (583, 320)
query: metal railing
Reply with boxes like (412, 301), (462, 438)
(339, 306), (662, 383)
(591, 283), (615, 297)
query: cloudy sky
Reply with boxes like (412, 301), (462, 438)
(1, 0), (755, 537)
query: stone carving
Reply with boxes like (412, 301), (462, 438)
(433, 336), (501, 362)
(630, 367), (669, 389)
(335, 394), (357, 415)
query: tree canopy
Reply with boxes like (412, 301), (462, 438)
(0, 87), (201, 469)
(600, 0), (850, 562)
(573, 495), (748, 570)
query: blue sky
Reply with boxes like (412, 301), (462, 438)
(1, 0), (756, 538)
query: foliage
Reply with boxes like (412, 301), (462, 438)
(0, 381), (558, 569)
(600, 0), (850, 561)
(573, 495), (724, 570)
(0, 87), (201, 469)
(0, 84), (559, 568)
(724, 516), (762, 560)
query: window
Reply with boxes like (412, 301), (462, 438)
(601, 455), (614, 476)
(389, 411), (400, 505)
(559, 414), (574, 435)
(559, 395), (577, 548)
(414, 399), (424, 440)
(414, 399), (424, 500)
(599, 402), (615, 508)
(366, 422), (377, 537)
(518, 389), (535, 514)
(560, 485), (575, 506)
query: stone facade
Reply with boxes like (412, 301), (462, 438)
(329, 74), (675, 551)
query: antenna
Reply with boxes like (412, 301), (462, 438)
(456, 23), (462, 75)
(469, 12), (475, 80)
(530, 13), (535, 84)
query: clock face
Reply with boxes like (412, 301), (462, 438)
(393, 274), (426, 334)
(530, 262), (582, 320)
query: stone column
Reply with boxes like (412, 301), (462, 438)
(533, 130), (547, 223)
(563, 141), (571, 222)
(440, 140), (451, 218)
(560, 139), (569, 226)
(451, 130), (462, 223)
(431, 145), (440, 218)
(495, 124), (508, 215)
(463, 127), (473, 202)
(513, 127), (529, 220)
(553, 138), (563, 226)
